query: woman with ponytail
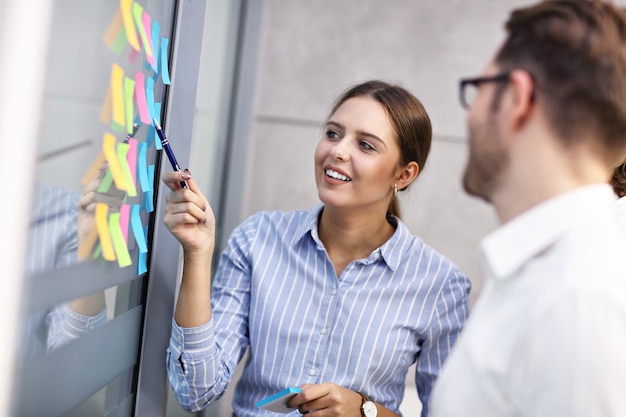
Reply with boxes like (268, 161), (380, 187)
(162, 80), (471, 417)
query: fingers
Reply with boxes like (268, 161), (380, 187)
(162, 170), (193, 191)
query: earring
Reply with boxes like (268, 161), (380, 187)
(394, 183), (398, 196)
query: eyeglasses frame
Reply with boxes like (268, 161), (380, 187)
(458, 72), (511, 110)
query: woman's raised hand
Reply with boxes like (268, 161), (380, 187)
(162, 170), (215, 254)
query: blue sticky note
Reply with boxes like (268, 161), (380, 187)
(160, 37), (171, 85)
(151, 19), (161, 75)
(131, 204), (148, 253)
(146, 76), (155, 122)
(256, 388), (302, 413)
(137, 142), (150, 192)
(151, 102), (162, 150)
(142, 164), (155, 213)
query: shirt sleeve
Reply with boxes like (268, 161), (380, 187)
(45, 302), (107, 352)
(416, 267), (471, 417)
(166, 216), (256, 412)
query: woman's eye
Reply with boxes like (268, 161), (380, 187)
(359, 141), (375, 151)
(326, 130), (340, 139)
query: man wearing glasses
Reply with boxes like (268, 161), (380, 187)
(430, 1), (626, 416)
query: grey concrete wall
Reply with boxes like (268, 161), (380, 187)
(235, 1), (534, 413)
(241, 0), (535, 304)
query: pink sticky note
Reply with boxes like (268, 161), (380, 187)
(119, 204), (131, 244)
(141, 11), (157, 70)
(134, 71), (151, 124)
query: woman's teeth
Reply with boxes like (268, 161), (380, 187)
(326, 169), (351, 182)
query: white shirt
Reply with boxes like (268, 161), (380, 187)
(615, 196), (626, 232)
(430, 184), (626, 417)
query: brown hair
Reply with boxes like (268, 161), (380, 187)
(612, 161), (626, 198)
(327, 80), (432, 219)
(495, 0), (626, 161)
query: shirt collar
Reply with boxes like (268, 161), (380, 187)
(294, 204), (407, 271)
(481, 184), (617, 280)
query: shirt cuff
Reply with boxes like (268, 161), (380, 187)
(170, 317), (217, 359)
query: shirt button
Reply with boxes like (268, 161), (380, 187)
(308, 369), (316, 376)
(320, 328), (327, 335)
(331, 289), (337, 295)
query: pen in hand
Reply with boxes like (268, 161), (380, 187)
(153, 118), (189, 189)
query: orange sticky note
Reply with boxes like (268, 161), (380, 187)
(120, 0), (141, 51)
(95, 203), (116, 261)
(81, 151), (106, 185)
(100, 85), (112, 124)
(103, 132), (129, 191)
(77, 222), (99, 261)
(103, 8), (124, 49)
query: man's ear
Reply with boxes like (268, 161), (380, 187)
(506, 69), (535, 131)
(396, 161), (420, 190)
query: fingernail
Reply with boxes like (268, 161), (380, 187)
(181, 169), (192, 180)
(203, 205), (206, 212)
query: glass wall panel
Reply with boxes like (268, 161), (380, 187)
(14, 0), (176, 415)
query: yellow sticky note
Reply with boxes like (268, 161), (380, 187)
(95, 203), (116, 261)
(117, 142), (137, 196)
(109, 212), (133, 268)
(111, 63), (126, 130)
(124, 76), (135, 135)
(103, 132), (129, 191)
(120, 0), (141, 51)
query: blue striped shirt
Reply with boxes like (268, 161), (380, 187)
(167, 205), (471, 416)
(23, 183), (106, 356)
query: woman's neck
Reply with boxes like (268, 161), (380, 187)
(318, 206), (396, 275)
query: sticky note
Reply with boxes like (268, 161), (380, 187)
(111, 64), (126, 131)
(137, 142), (150, 192)
(81, 151), (106, 185)
(131, 204), (148, 253)
(119, 204), (131, 243)
(137, 224), (149, 275)
(151, 19), (161, 76)
(124, 76), (135, 135)
(120, 0), (141, 51)
(141, 10), (157, 70)
(117, 142), (137, 196)
(109, 212), (132, 268)
(77, 222), (99, 261)
(151, 102), (162, 150)
(160, 37), (171, 85)
(97, 170), (114, 193)
(127, 138), (138, 186)
(95, 203), (116, 261)
(103, 9), (126, 54)
(143, 164), (155, 213)
(100, 85), (112, 124)
(103, 132), (129, 191)
(146, 76), (155, 122)
(135, 71), (151, 124)
(132, 3), (156, 66)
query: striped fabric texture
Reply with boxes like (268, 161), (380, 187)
(167, 205), (471, 416)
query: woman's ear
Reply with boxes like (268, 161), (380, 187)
(396, 161), (420, 190)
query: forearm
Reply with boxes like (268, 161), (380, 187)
(174, 248), (214, 327)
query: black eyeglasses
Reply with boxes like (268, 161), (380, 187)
(458, 72), (511, 109)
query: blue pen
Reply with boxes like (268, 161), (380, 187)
(153, 118), (189, 189)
